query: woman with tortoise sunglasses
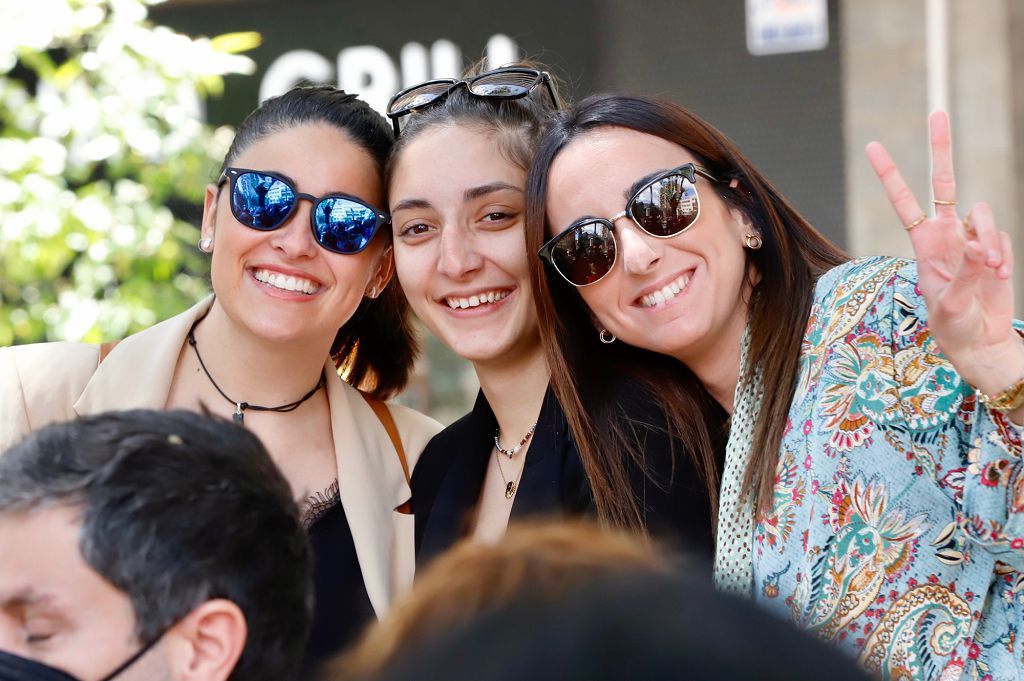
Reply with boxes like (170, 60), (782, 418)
(527, 92), (1023, 680)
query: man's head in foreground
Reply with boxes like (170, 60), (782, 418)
(0, 410), (312, 681)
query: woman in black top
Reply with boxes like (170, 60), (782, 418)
(385, 64), (720, 566)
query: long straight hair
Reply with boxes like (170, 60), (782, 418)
(525, 94), (848, 526)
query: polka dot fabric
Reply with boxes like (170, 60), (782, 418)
(713, 328), (762, 597)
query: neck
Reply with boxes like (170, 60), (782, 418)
(190, 300), (334, 407)
(474, 341), (549, 441)
(676, 307), (749, 416)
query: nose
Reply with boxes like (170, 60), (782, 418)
(268, 200), (319, 259)
(615, 221), (661, 276)
(436, 226), (484, 279)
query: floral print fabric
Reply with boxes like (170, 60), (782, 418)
(753, 256), (1024, 681)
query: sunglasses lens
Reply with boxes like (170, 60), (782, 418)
(388, 82), (452, 116)
(631, 174), (699, 236)
(231, 172), (295, 230)
(468, 70), (537, 98)
(550, 222), (616, 286)
(314, 198), (380, 254)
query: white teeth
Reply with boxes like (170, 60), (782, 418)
(640, 274), (689, 309)
(445, 289), (511, 310)
(253, 269), (320, 295)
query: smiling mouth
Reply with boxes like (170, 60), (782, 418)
(252, 268), (322, 295)
(638, 273), (690, 309)
(444, 289), (513, 310)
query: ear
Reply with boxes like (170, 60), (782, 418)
(165, 599), (247, 681)
(723, 182), (754, 239)
(201, 184), (220, 244)
(365, 243), (395, 299)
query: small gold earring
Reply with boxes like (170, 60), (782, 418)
(743, 233), (762, 250)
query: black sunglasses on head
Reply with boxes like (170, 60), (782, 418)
(217, 168), (390, 255)
(538, 163), (719, 287)
(386, 67), (559, 136)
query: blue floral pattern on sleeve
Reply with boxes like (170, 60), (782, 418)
(752, 256), (1024, 681)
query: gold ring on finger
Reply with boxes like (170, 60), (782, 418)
(904, 213), (927, 231)
(932, 199), (958, 206)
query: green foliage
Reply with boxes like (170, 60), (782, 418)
(0, 0), (258, 346)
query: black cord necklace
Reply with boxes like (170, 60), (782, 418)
(186, 317), (326, 425)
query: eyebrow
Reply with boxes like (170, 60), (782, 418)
(391, 182), (523, 215)
(624, 168), (672, 202)
(464, 182), (523, 201)
(390, 197), (433, 214)
(1, 587), (56, 610)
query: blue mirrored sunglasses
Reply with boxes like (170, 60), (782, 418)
(217, 167), (390, 255)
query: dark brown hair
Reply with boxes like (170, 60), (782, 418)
(320, 521), (669, 680)
(221, 85), (416, 399)
(385, 60), (564, 187)
(524, 94), (848, 524)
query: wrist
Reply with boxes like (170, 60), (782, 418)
(966, 332), (1024, 411)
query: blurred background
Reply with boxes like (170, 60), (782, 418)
(2, 0), (1021, 423)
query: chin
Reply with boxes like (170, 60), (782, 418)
(246, 316), (318, 346)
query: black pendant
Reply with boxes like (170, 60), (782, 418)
(233, 404), (244, 425)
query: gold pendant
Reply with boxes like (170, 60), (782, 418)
(505, 481), (516, 499)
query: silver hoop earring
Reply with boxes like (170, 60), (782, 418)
(198, 237), (214, 253)
(365, 286), (379, 299)
(743, 233), (763, 250)
(599, 328), (616, 344)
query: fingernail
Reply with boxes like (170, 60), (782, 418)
(988, 250), (1000, 262)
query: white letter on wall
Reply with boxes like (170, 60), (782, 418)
(485, 34), (519, 69)
(338, 46), (399, 115)
(430, 39), (461, 79)
(260, 50), (333, 103)
(400, 42), (429, 88)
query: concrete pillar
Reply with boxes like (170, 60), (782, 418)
(842, 0), (1022, 306)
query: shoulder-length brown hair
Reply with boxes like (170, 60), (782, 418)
(524, 94), (847, 525)
(220, 85), (417, 400)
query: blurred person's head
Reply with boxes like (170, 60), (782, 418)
(0, 410), (312, 681)
(201, 85), (416, 400)
(320, 521), (667, 680)
(386, 63), (560, 369)
(371, 569), (873, 681)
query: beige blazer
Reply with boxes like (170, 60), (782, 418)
(0, 296), (442, 616)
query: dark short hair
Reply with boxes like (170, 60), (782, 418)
(220, 85), (417, 399)
(0, 410), (313, 681)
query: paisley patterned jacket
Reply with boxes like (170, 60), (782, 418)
(752, 256), (1024, 681)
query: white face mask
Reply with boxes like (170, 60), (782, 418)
(0, 632), (162, 681)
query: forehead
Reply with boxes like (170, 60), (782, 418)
(232, 123), (384, 205)
(389, 125), (527, 203)
(552, 127), (698, 187)
(0, 507), (131, 618)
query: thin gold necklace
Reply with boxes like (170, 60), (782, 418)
(493, 447), (527, 499)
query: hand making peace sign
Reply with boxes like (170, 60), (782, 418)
(866, 111), (1024, 402)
